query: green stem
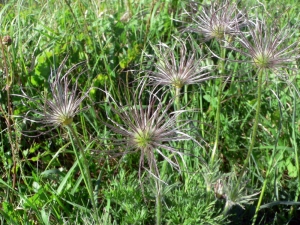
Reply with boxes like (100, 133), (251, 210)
(211, 79), (223, 164)
(199, 87), (205, 138)
(231, 70), (263, 222)
(238, 70), (263, 178)
(238, 69), (264, 184)
(252, 174), (267, 224)
(210, 47), (226, 164)
(149, 159), (162, 225)
(155, 181), (162, 225)
(175, 86), (181, 111)
(67, 125), (99, 222)
(252, 83), (282, 224)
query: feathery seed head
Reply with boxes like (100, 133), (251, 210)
(16, 56), (88, 135)
(103, 81), (192, 179)
(229, 18), (300, 71)
(151, 40), (212, 89)
(184, 0), (247, 42)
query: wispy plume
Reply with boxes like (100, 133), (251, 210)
(227, 18), (300, 72)
(102, 80), (194, 180)
(183, 0), (247, 42)
(150, 39), (213, 90)
(16, 56), (89, 136)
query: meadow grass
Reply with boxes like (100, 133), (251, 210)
(1, 0), (300, 224)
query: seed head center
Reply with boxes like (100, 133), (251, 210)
(134, 128), (154, 149)
(253, 51), (272, 69)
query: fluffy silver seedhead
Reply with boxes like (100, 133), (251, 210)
(184, 0), (247, 42)
(17, 56), (89, 136)
(150, 40), (213, 89)
(103, 80), (193, 180)
(228, 18), (300, 72)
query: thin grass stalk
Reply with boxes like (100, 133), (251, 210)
(289, 86), (300, 217)
(66, 125), (99, 223)
(154, 152), (177, 225)
(199, 87), (205, 138)
(80, 86), (90, 142)
(143, 0), (157, 47)
(63, 0), (80, 27)
(229, 50), (240, 91)
(154, 152), (180, 225)
(292, 87), (300, 199)
(80, 104), (89, 141)
(126, 0), (132, 16)
(238, 69), (264, 184)
(211, 47), (226, 164)
(0, 37), (18, 191)
(251, 158), (268, 224)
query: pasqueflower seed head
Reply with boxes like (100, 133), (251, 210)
(150, 40), (212, 89)
(16, 56), (89, 136)
(184, 0), (247, 42)
(228, 18), (300, 72)
(103, 80), (192, 179)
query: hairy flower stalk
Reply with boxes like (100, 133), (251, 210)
(210, 47), (225, 165)
(184, 1), (246, 166)
(228, 19), (300, 224)
(103, 81), (195, 225)
(15, 57), (99, 222)
(149, 40), (212, 171)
